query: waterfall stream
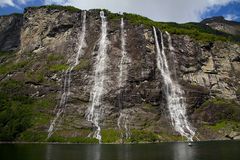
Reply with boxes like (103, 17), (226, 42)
(86, 11), (108, 143)
(117, 18), (131, 141)
(153, 27), (195, 141)
(47, 11), (87, 138)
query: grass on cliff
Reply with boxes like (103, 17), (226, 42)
(23, 5), (240, 43)
(197, 98), (240, 124)
(47, 136), (98, 144)
(0, 51), (29, 75)
(27, 5), (80, 13)
(103, 10), (240, 43)
(0, 80), (33, 141)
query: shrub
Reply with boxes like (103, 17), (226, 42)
(74, 58), (90, 71)
(47, 136), (98, 143)
(0, 80), (33, 141)
(101, 129), (121, 143)
(49, 64), (68, 72)
(197, 98), (240, 123)
(127, 129), (159, 143)
(0, 60), (28, 74)
(27, 5), (80, 13)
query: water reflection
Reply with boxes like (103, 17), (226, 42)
(45, 144), (53, 160)
(86, 144), (101, 160)
(1, 141), (240, 160)
(172, 143), (196, 160)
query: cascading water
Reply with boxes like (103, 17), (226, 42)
(86, 11), (108, 143)
(153, 27), (195, 141)
(47, 11), (87, 138)
(118, 112), (130, 139)
(117, 18), (131, 140)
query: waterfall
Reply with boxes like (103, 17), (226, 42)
(153, 27), (195, 141)
(47, 11), (87, 138)
(118, 112), (130, 140)
(86, 11), (108, 143)
(118, 18), (129, 89)
(117, 18), (131, 141)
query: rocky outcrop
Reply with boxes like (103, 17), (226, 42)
(201, 16), (240, 36)
(0, 14), (22, 51)
(0, 6), (239, 143)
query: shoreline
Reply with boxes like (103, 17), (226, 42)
(0, 139), (238, 145)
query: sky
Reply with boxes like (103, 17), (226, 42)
(0, 0), (240, 23)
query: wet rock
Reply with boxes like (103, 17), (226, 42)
(0, 14), (23, 51)
(0, 7), (240, 142)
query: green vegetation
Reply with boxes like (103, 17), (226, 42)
(47, 54), (64, 62)
(0, 51), (14, 57)
(74, 58), (90, 71)
(198, 98), (240, 123)
(49, 64), (68, 72)
(236, 87), (240, 95)
(28, 5), (80, 13)
(19, 130), (47, 142)
(46, 54), (68, 72)
(47, 136), (98, 143)
(0, 60), (28, 74)
(26, 71), (45, 83)
(127, 130), (159, 143)
(101, 129), (121, 143)
(0, 78), (57, 142)
(157, 132), (184, 142)
(123, 13), (240, 43)
(0, 80), (33, 141)
(204, 120), (240, 132)
(101, 9), (240, 43)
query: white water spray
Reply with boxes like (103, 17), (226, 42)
(118, 112), (130, 140)
(47, 11), (87, 138)
(117, 18), (131, 140)
(153, 27), (195, 141)
(86, 11), (108, 143)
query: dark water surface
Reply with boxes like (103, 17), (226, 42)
(0, 141), (240, 160)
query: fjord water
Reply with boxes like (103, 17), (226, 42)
(1, 141), (240, 160)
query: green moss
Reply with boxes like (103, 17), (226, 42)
(0, 60), (28, 74)
(28, 5), (80, 13)
(201, 98), (239, 110)
(19, 130), (47, 142)
(204, 120), (240, 132)
(0, 51), (14, 58)
(127, 129), (159, 143)
(47, 136), (98, 143)
(26, 71), (45, 83)
(197, 98), (240, 123)
(0, 80), (33, 141)
(101, 129), (121, 143)
(236, 87), (240, 95)
(74, 58), (90, 71)
(97, 10), (239, 43)
(124, 13), (240, 43)
(32, 97), (56, 126)
(49, 64), (68, 72)
(47, 54), (64, 62)
(157, 132), (184, 142)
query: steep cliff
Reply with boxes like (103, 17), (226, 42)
(0, 6), (240, 143)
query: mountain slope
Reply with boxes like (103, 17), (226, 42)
(0, 5), (240, 143)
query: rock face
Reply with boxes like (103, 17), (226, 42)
(0, 14), (22, 51)
(201, 16), (240, 36)
(0, 7), (240, 143)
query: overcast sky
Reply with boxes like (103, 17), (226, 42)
(0, 0), (240, 23)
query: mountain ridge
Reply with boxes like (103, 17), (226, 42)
(0, 5), (240, 143)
